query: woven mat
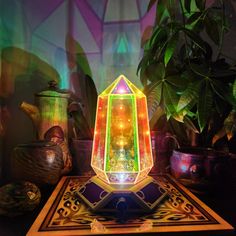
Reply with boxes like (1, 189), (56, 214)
(27, 175), (234, 235)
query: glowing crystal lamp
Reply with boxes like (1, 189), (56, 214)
(91, 75), (153, 184)
(78, 75), (167, 213)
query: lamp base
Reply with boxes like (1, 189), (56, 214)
(77, 176), (168, 213)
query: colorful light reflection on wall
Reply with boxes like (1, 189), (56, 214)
(91, 75), (153, 184)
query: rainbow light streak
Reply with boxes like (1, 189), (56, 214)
(91, 75), (153, 185)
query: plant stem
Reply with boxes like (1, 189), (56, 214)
(179, 0), (188, 57)
(179, 0), (206, 78)
(216, 0), (226, 60)
(179, 0), (186, 26)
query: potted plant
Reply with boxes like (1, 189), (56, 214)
(137, 0), (236, 190)
(66, 34), (98, 176)
(68, 74), (97, 176)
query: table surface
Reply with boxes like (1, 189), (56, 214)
(0, 174), (236, 236)
(25, 175), (234, 235)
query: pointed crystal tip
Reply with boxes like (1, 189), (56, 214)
(112, 77), (132, 94)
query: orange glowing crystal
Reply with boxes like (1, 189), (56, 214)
(91, 75), (153, 184)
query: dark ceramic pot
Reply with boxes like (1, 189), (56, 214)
(11, 141), (64, 185)
(70, 139), (94, 176)
(170, 147), (230, 192)
(150, 131), (179, 174)
(229, 153), (236, 191)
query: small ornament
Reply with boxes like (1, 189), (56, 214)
(0, 181), (41, 217)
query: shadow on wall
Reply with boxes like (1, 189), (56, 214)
(0, 42), (98, 182)
(0, 47), (60, 182)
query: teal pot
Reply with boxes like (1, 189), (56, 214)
(11, 141), (64, 186)
(170, 147), (230, 192)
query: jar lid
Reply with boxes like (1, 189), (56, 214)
(36, 80), (70, 98)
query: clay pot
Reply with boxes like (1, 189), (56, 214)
(170, 147), (230, 192)
(11, 141), (64, 185)
(70, 139), (94, 176)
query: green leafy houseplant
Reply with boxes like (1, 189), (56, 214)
(68, 72), (98, 140)
(137, 0), (236, 149)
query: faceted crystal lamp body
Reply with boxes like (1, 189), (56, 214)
(91, 75), (153, 184)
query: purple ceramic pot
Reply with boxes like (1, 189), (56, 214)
(170, 147), (230, 192)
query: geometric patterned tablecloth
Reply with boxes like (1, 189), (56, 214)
(27, 175), (234, 235)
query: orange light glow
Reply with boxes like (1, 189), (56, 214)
(91, 75), (153, 184)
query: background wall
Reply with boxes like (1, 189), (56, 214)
(0, 0), (156, 92)
(0, 0), (155, 181)
(0, 0), (236, 181)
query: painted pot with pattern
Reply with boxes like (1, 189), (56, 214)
(11, 141), (64, 185)
(170, 147), (230, 192)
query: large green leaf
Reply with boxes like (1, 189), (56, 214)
(213, 110), (236, 143)
(212, 128), (226, 145)
(184, 0), (191, 13)
(183, 116), (200, 133)
(182, 28), (206, 53)
(187, 12), (203, 25)
(137, 54), (151, 86)
(224, 110), (236, 140)
(145, 62), (165, 82)
(143, 39), (152, 51)
(166, 0), (176, 19)
(163, 83), (180, 119)
(211, 69), (236, 79)
(137, 51), (154, 85)
(211, 80), (233, 105)
(141, 26), (153, 48)
(156, 0), (170, 25)
(205, 15), (220, 45)
(166, 74), (187, 91)
(168, 118), (189, 145)
(172, 109), (187, 122)
(164, 33), (179, 66)
(145, 80), (163, 119)
(189, 63), (209, 77)
(173, 97), (197, 123)
(233, 79), (236, 99)
(186, 11), (205, 31)
(195, 0), (205, 11)
(156, 62), (165, 80)
(149, 106), (165, 129)
(197, 80), (213, 132)
(149, 26), (167, 49)
(140, 68), (149, 87)
(177, 81), (201, 111)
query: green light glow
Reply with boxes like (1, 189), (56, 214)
(116, 35), (129, 54)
